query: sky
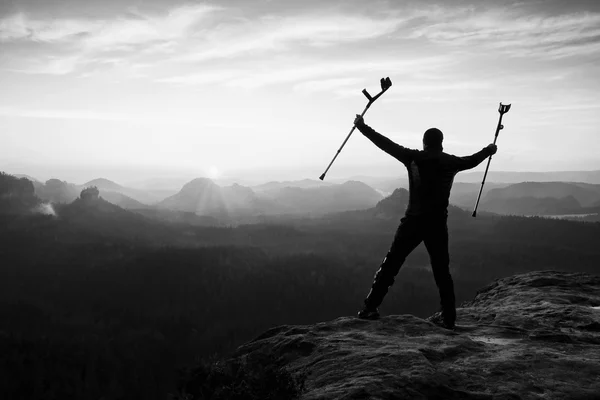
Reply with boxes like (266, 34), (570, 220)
(1, 0), (599, 184)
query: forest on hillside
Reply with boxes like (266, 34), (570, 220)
(1, 172), (600, 399)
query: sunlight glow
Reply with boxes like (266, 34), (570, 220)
(208, 166), (220, 180)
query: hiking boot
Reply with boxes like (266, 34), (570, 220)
(357, 306), (380, 320)
(427, 312), (455, 330)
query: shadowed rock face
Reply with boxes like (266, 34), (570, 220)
(232, 271), (600, 399)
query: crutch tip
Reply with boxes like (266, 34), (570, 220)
(319, 174), (325, 181)
(472, 211), (477, 217)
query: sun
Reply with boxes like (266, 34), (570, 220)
(207, 165), (220, 179)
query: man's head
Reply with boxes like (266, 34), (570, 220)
(423, 128), (443, 151)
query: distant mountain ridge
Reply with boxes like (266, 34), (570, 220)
(456, 170), (600, 184)
(157, 178), (268, 216)
(483, 181), (600, 206)
(33, 179), (80, 204)
(22, 177), (172, 208)
(84, 178), (124, 192)
(252, 178), (334, 192)
(256, 180), (383, 215)
(158, 178), (383, 217)
(10, 171), (600, 220)
(479, 181), (600, 216)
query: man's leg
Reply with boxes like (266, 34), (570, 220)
(423, 217), (456, 327)
(363, 216), (423, 311)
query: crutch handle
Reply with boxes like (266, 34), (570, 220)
(319, 77), (392, 180)
(472, 103), (511, 217)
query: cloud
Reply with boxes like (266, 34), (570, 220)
(0, 12), (97, 42)
(0, 4), (223, 74)
(81, 4), (221, 50)
(2, 0), (599, 88)
(178, 13), (407, 62)
(0, 4), (409, 76)
(5, 54), (82, 75)
(0, 106), (254, 128)
(156, 70), (243, 85)
(155, 56), (449, 90)
(0, 4), (221, 46)
(293, 78), (365, 94)
(409, 8), (600, 59)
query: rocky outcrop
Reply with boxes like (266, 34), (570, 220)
(229, 271), (600, 399)
(80, 186), (100, 202)
(0, 172), (40, 213)
(35, 178), (79, 204)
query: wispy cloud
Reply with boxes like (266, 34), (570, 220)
(155, 70), (243, 85)
(0, 4), (222, 74)
(156, 56), (450, 90)
(0, 12), (97, 42)
(0, 5), (221, 46)
(0, 4), (407, 76)
(293, 78), (364, 94)
(0, 106), (254, 128)
(409, 8), (600, 59)
(177, 13), (407, 62)
(9, 54), (82, 75)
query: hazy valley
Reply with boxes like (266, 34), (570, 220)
(2, 169), (600, 398)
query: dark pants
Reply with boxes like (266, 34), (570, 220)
(364, 214), (456, 324)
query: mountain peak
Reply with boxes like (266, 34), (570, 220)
(182, 177), (216, 188)
(84, 178), (122, 191)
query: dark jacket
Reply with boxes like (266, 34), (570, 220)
(358, 124), (492, 216)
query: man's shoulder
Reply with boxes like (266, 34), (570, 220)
(418, 150), (457, 160)
(440, 152), (463, 162)
(441, 151), (459, 158)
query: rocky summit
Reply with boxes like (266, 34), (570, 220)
(232, 271), (600, 399)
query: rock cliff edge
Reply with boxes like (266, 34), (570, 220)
(229, 271), (600, 399)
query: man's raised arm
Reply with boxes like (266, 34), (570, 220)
(453, 144), (497, 172)
(354, 115), (417, 165)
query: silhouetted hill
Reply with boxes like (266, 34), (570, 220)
(99, 190), (150, 210)
(331, 175), (407, 193)
(84, 178), (123, 191)
(449, 182), (511, 208)
(482, 195), (582, 216)
(220, 183), (277, 213)
(128, 176), (204, 191)
(456, 170), (600, 184)
(299, 187), (473, 237)
(259, 180), (383, 215)
(158, 178), (247, 216)
(34, 178), (80, 203)
(83, 178), (170, 204)
(368, 177), (408, 194)
(373, 187), (410, 216)
(46, 188), (180, 244)
(0, 172), (40, 214)
(59, 191), (147, 229)
(158, 178), (383, 217)
(13, 174), (40, 183)
(480, 181), (600, 215)
(30, 177), (154, 209)
(253, 178), (334, 192)
(205, 271), (599, 399)
(366, 178), (512, 203)
(364, 187), (470, 220)
(483, 181), (600, 206)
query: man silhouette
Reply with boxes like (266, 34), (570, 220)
(354, 114), (497, 329)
